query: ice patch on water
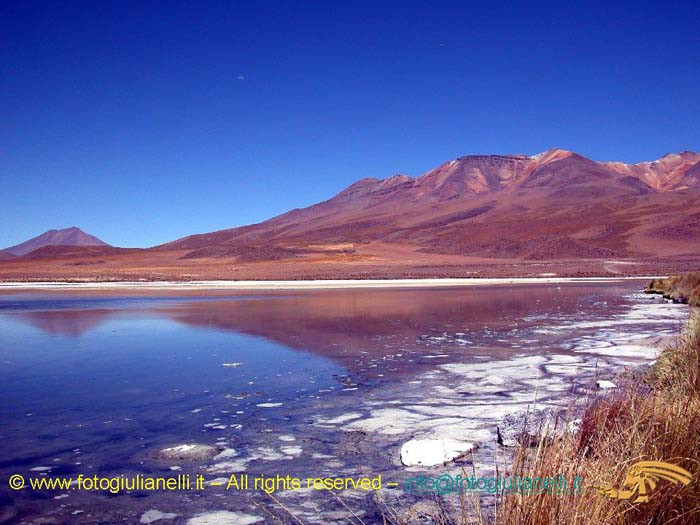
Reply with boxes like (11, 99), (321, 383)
(213, 448), (237, 461)
(186, 511), (263, 525)
(577, 344), (657, 358)
(141, 509), (178, 524)
(280, 446), (302, 456)
(207, 459), (250, 473)
(400, 438), (476, 467)
(255, 447), (290, 461)
(316, 412), (363, 425)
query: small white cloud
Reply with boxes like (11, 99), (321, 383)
(237, 75), (246, 81)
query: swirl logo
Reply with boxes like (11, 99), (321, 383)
(594, 461), (692, 503)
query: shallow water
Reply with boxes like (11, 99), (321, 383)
(0, 283), (689, 524)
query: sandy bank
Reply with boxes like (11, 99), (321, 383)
(0, 276), (661, 292)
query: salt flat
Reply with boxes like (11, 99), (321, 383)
(0, 275), (661, 291)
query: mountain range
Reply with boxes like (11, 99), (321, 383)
(2, 149), (699, 280)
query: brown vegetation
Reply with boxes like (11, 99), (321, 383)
(646, 273), (700, 306)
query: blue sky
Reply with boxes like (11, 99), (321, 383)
(2, 1), (699, 248)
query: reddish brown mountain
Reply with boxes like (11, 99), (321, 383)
(2, 227), (110, 257)
(1, 149), (699, 280)
(161, 148), (700, 261)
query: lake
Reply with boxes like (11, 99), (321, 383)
(0, 282), (689, 524)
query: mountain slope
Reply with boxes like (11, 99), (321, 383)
(3, 227), (110, 256)
(161, 148), (699, 261)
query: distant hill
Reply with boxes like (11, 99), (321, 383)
(2, 227), (110, 257)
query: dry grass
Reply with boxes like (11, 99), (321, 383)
(647, 273), (700, 306)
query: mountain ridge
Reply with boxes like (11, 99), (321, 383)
(161, 148), (699, 254)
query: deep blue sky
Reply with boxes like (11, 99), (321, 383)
(2, 1), (699, 248)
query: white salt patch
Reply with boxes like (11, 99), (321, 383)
(186, 511), (263, 525)
(440, 355), (545, 379)
(141, 509), (179, 524)
(317, 412), (363, 425)
(255, 447), (288, 461)
(596, 380), (617, 389)
(278, 435), (296, 442)
(207, 459), (250, 473)
(400, 438), (476, 467)
(213, 448), (238, 461)
(345, 408), (425, 435)
(481, 374), (507, 385)
(577, 345), (657, 358)
(160, 444), (216, 460)
(432, 385), (454, 395)
(280, 446), (302, 456)
(256, 403), (283, 408)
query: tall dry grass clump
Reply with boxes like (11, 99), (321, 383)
(647, 273), (700, 306)
(497, 311), (700, 524)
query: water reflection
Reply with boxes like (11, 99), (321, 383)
(0, 282), (682, 525)
(16, 309), (117, 336)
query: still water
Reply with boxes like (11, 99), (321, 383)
(0, 283), (689, 524)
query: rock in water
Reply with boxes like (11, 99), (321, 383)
(596, 380), (617, 389)
(497, 407), (562, 447)
(141, 510), (178, 524)
(400, 438), (477, 467)
(186, 511), (263, 525)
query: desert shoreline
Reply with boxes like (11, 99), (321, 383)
(0, 275), (662, 292)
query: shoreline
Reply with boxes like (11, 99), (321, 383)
(0, 275), (662, 292)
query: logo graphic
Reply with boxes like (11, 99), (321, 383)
(594, 461), (692, 503)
